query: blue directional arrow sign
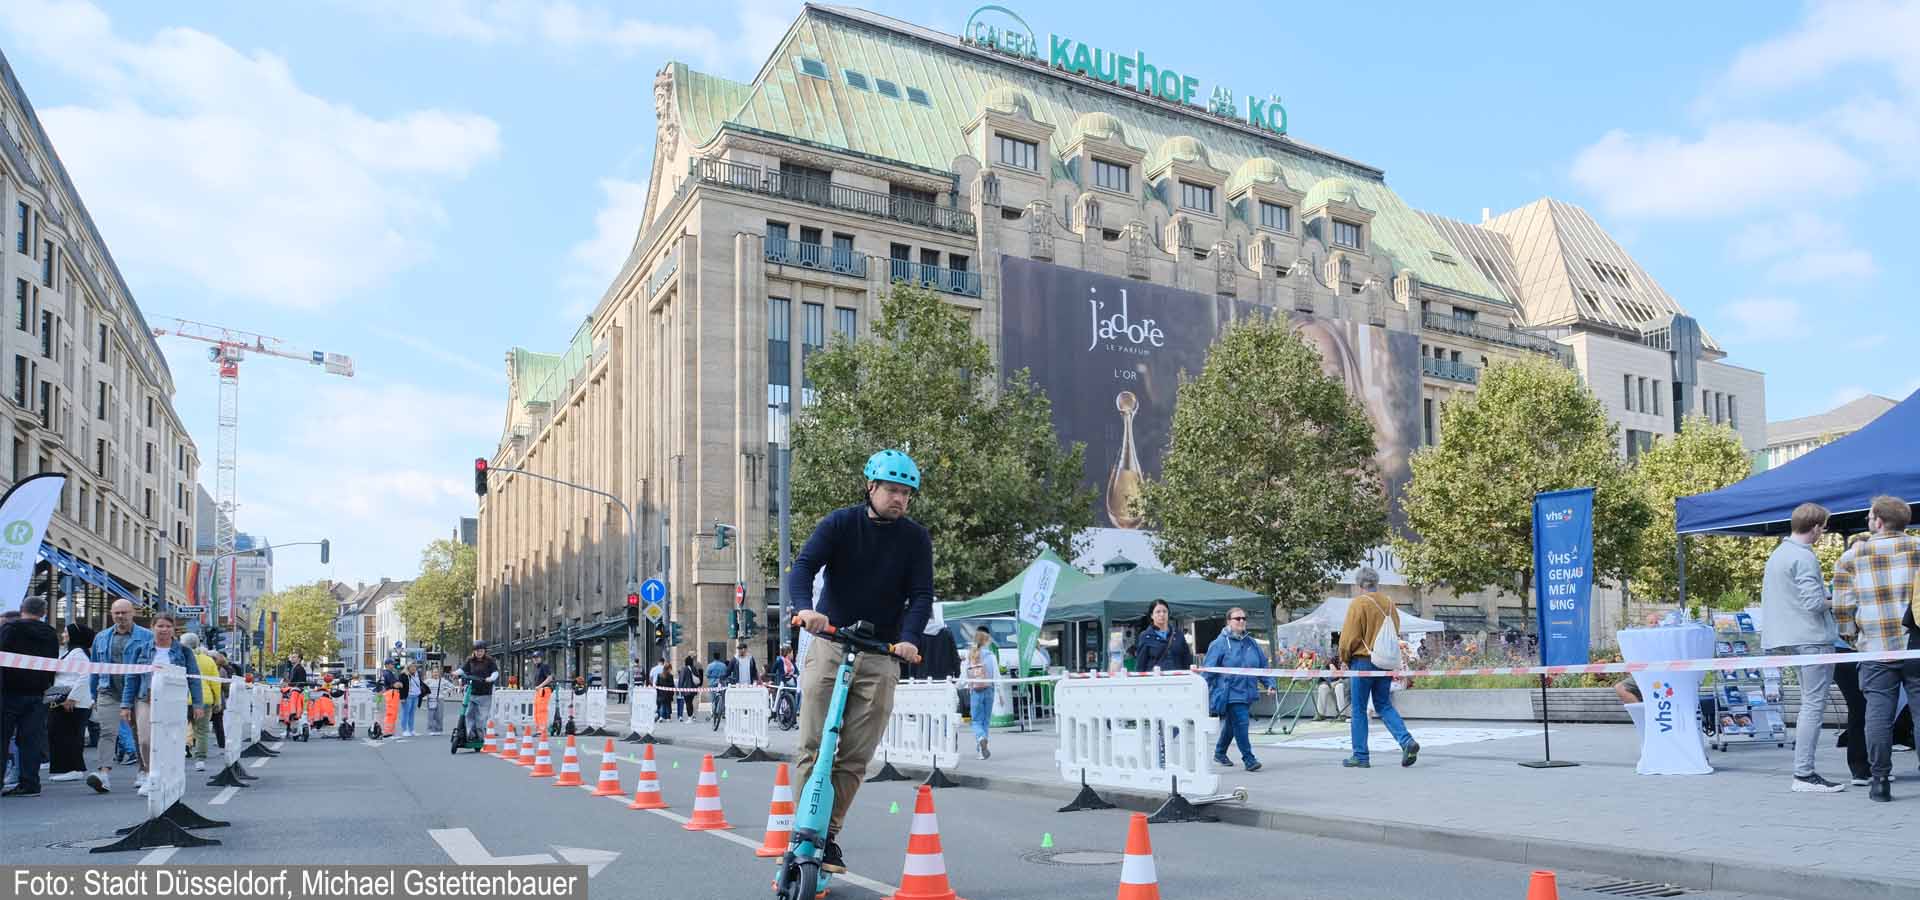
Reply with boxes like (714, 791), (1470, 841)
(640, 578), (667, 622)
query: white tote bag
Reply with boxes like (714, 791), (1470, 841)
(1369, 596), (1403, 670)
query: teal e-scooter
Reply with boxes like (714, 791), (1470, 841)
(774, 619), (900, 900)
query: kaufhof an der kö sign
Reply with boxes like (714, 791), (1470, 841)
(963, 6), (1288, 135)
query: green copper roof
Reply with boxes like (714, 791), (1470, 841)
(675, 4), (1503, 300)
(672, 62), (754, 147)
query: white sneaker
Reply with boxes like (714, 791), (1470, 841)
(49, 772), (85, 782)
(87, 771), (110, 793)
(194, 761), (206, 772)
(136, 781), (151, 796)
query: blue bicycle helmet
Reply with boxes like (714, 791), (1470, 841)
(862, 449), (921, 490)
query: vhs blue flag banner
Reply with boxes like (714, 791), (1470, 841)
(1533, 487), (1595, 667)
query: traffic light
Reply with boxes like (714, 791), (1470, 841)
(651, 621), (667, 645)
(474, 458), (489, 496)
(669, 622), (684, 646)
(728, 608), (739, 639)
(624, 592), (640, 626)
(319, 538), (330, 565)
(741, 609), (758, 638)
(714, 523), (731, 550)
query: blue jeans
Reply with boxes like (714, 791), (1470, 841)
(1214, 702), (1255, 764)
(969, 689), (993, 744)
(399, 696), (417, 733)
(117, 721), (137, 758)
(1349, 658), (1413, 762)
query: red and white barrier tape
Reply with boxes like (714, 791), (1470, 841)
(1, 650), (245, 682)
(1193, 646), (1920, 680)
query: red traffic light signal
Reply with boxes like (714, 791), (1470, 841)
(474, 458), (489, 496)
(626, 593), (640, 607)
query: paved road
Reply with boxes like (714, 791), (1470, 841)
(3, 730), (1782, 900)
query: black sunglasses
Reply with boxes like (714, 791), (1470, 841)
(1229, 615), (1247, 621)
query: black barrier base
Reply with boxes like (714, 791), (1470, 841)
(923, 767), (959, 789)
(718, 744), (745, 760)
(740, 747), (775, 763)
(235, 762), (259, 781)
(866, 760), (911, 783)
(93, 815), (219, 854)
(241, 741), (278, 758)
(1146, 777), (1219, 824)
(1519, 759), (1580, 769)
(261, 731), (283, 742)
(206, 763), (249, 788)
(623, 731), (655, 744)
(113, 800), (230, 837)
(1057, 769), (1116, 812)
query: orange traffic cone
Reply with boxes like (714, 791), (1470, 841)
(553, 735), (584, 786)
(754, 763), (796, 857)
(627, 744), (669, 810)
(887, 785), (965, 900)
(681, 754), (731, 830)
(480, 720), (499, 754)
(516, 726), (537, 767)
(1115, 813), (1160, 900)
(591, 739), (623, 796)
(1526, 871), (1559, 900)
(528, 734), (555, 778)
(498, 724), (517, 760)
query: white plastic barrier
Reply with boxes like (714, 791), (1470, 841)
(147, 668), (190, 816)
(625, 687), (655, 738)
(347, 686), (378, 732)
(876, 679), (964, 770)
(248, 684), (271, 742)
(1054, 671), (1218, 796)
(492, 688), (534, 731)
(580, 687), (608, 732)
(723, 685), (771, 751)
(221, 692), (244, 770)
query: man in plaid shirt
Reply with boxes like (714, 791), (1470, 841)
(1831, 495), (1920, 802)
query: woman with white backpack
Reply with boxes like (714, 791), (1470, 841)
(1336, 567), (1419, 769)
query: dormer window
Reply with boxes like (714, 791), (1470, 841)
(1093, 158), (1130, 193)
(995, 135), (1039, 171)
(1179, 181), (1215, 215)
(1332, 219), (1363, 250)
(1258, 200), (1291, 232)
(876, 79), (902, 99)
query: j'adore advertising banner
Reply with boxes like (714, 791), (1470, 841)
(1532, 487), (1595, 666)
(997, 256), (1421, 544)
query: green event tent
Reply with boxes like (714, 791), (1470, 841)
(1048, 556), (1271, 631)
(939, 549), (1092, 620)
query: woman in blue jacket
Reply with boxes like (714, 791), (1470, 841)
(1130, 599), (1193, 673)
(1202, 607), (1273, 772)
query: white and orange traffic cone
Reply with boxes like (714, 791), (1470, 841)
(1115, 813), (1160, 900)
(887, 785), (965, 900)
(753, 763), (796, 857)
(480, 720), (498, 754)
(682, 754), (731, 830)
(528, 734), (555, 778)
(498, 724), (517, 760)
(553, 735), (584, 786)
(627, 744), (669, 810)
(591, 739), (623, 796)
(516, 726), (537, 768)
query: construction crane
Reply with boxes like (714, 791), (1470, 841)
(151, 317), (354, 580)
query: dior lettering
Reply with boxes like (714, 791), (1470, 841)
(1087, 286), (1165, 352)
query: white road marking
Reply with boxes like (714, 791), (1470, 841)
(209, 786), (238, 805)
(247, 757), (270, 769)
(428, 828), (557, 866)
(137, 847), (179, 865)
(639, 807), (898, 895)
(551, 846), (620, 877)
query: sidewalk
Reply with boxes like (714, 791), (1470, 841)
(606, 704), (1920, 900)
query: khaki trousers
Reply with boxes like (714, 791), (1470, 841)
(793, 638), (898, 837)
(90, 691), (122, 771)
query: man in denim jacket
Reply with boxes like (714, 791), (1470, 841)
(83, 599), (151, 794)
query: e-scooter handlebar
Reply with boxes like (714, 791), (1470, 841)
(792, 617), (904, 660)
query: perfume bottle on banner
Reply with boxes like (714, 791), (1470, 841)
(1105, 390), (1145, 528)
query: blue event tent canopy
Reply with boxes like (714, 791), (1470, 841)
(1676, 389), (1920, 537)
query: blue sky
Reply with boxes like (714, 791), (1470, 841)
(1, 0), (1914, 590)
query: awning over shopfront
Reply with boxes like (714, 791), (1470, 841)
(38, 543), (143, 606)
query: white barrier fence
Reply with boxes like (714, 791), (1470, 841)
(493, 688), (534, 732)
(579, 687), (608, 732)
(1054, 672), (1218, 797)
(147, 667), (189, 817)
(876, 679), (963, 771)
(248, 684), (271, 742)
(220, 691), (245, 770)
(346, 686), (378, 734)
(625, 687), (656, 738)
(723, 684), (771, 751)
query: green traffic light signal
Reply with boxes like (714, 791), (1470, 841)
(714, 523), (730, 550)
(741, 609), (758, 637)
(669, 622), (684, 646)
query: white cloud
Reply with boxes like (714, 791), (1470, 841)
(1718, 0), (1920, 96)
(1828, 384), (1871, 408)
(560, 178), (649, 319)
(368, 327), (508, 384)
(1720, 297), (1807, 342)
(1569, 123), (1867, 219)
(1726, 212), (1878, 283)
(0, 0), (500, 310)
(333, 0), (793, 72)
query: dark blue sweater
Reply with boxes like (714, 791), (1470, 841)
(787, 504), (935, 643)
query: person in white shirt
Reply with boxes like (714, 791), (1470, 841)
(47, 623), (97, 782)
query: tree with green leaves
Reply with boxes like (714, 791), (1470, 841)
(402, 539), (476, 655)
(1394, 356), (1650, 622)
(773, 283), (1095, 600)
(1137, 316), (1386, 612)
(1629, 418), (1772, 607)
(256, 582), (340, 668)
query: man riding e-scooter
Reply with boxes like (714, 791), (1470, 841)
(785, 448), (931, 875)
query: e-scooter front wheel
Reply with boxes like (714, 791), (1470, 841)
(776, 860), (819, 900)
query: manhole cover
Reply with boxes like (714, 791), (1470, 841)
(1577, 880), (1693, 897)
(1021, 849), (1123, 866)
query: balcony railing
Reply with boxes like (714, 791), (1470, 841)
(1423, 356), (1479, 384)
(887, 258), (981, 298)
(690, 158), (976, 235)
(765, 237), (867, 277)
(1421, 313), (1563, 358)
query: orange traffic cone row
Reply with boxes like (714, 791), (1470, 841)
(591, 739), (623, 796)
(480, 720), (499, 754)
(498, 724), (517, 760)
(887, 785), (965, 900)
(682, 754), (731, 830)
(553, 735), (584, 787)
(627, 744), (669, 810)
(754, 763), (796, 857)
(528, 734), (555, 778)
(516, 726), (537, 767)
(1115, 813), (1160, 900)
(1526, 871), (1559, 900)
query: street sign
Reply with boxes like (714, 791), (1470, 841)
(643, 601), (665, 622)
(173, 605), (207, 615)
(640, 578), (666, 603)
